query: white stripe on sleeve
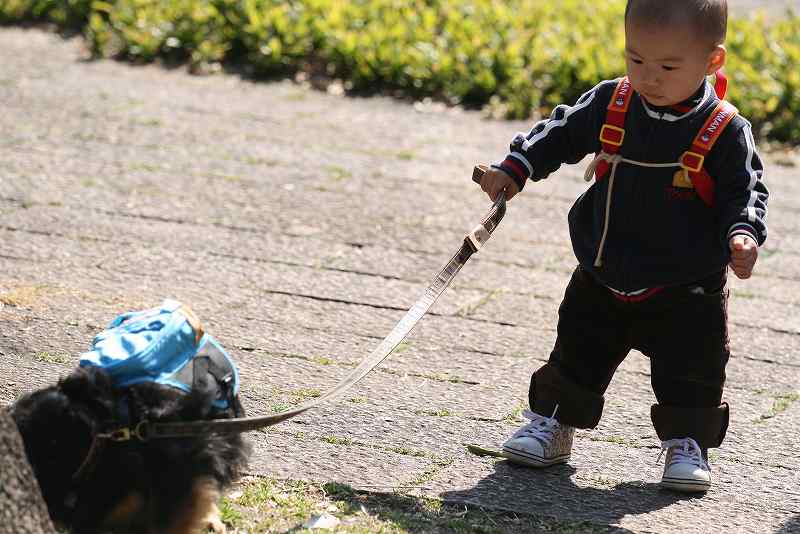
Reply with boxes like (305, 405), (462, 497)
(520, 88), (598, 150)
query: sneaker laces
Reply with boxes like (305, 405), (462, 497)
(511, 406), (561, 445)
(657, 437), (709, 470)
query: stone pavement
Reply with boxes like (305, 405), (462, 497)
(1, 27), (799, 533)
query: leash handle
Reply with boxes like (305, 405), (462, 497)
(466, 164), (506, 252)
(471, 163), (508, 204)
(471, 163), (507, 208)
(472, 164), (488, 184)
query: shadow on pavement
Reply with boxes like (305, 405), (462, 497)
(441, 459), (700, 531)
(775, 515), (800, 533)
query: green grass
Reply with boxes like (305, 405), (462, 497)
(587, 435), (636, 447)
(386, 446), (428, 458)
(0, 285), (53, 307)
(325, 165), (353, 181)
(33, 351), (70, 364)
(289, 387), (323, 402)
(129, 163), (160, 172)
(218, 497), (244, 529)
(322, 435), (353, 446)
(414, 408), (458, 417)
(222, 476), (619, 533)
(456, 289), (506, 317)
(258, 347), (336, 366)
(391, 341), (410, 354)
(408, 458), (454, 486)
(281, 428), (440, 462)
(377, 366), (477, 385)
(243, 156), (279, 166)
(270, 402), (292, 413)
(502, 401), (527, 424)
(760, 391), (800, 420)
(268, 387), (324, 412)
(195, 171), (244, 182)
(132, 117), (162, 127)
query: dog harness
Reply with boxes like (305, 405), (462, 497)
(79, 299), (239, 411)
(583, 72), (738, 268)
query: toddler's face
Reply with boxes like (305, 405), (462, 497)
(624, 21), (724, 106)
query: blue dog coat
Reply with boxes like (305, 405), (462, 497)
(79, 300), (240, 411)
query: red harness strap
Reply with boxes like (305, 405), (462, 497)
(595, 77), (634, 181)
(713, 69), (728, 100)
(594, 71), (738, 207)
(679, 99), (738, 206)
(609, 286), (664, 303)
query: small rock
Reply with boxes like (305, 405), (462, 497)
(326, 80), (345, 96)
(303, 512), (341, 530)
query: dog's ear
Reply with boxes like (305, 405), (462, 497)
(10, 384), (95, 522)
(58, 366), (115, 417)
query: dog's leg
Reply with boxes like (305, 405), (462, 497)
(202, 501), (226, 534)
(101, 492), (145, 529)
(164, 477), (225, 534)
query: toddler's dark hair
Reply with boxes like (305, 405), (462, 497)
(625, 0), (727, 47)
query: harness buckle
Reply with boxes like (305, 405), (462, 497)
(599, 124), (625, 147)
(132, 420), (150, 441)
(178, 305), (205, 345)
(680, 151), (705, 173)
(466, 224), (491, 252)
(104, 428), (132, 442)
(99, 421), (150, 442)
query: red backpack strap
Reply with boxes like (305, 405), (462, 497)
(679, 100), (739, 206)
(595, 77), (634, 180)
(713, 69), (728, 99)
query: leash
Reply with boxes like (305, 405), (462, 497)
(107, 165), (506, 441)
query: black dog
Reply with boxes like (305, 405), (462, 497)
(11, 365), (250, 533)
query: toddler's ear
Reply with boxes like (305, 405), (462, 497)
(706, 45), (726, 75)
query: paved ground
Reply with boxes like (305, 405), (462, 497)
(1, 25), (799, 534)
(732, 0), (798, 15)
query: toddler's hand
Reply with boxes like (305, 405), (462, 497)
(729, 235), (758, 279)
(479, 167), (520, 202)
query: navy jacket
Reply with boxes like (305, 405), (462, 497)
(495, 79), (769, 292)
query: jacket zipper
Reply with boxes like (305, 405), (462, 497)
(620, 108), (663, 292)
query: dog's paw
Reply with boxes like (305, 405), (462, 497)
(204, 504), (227, 534)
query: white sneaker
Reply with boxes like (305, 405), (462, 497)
(659, 437), (712, 492)
(502, 408), (574, 467)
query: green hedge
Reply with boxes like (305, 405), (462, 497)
(2, 0), (798, 143)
